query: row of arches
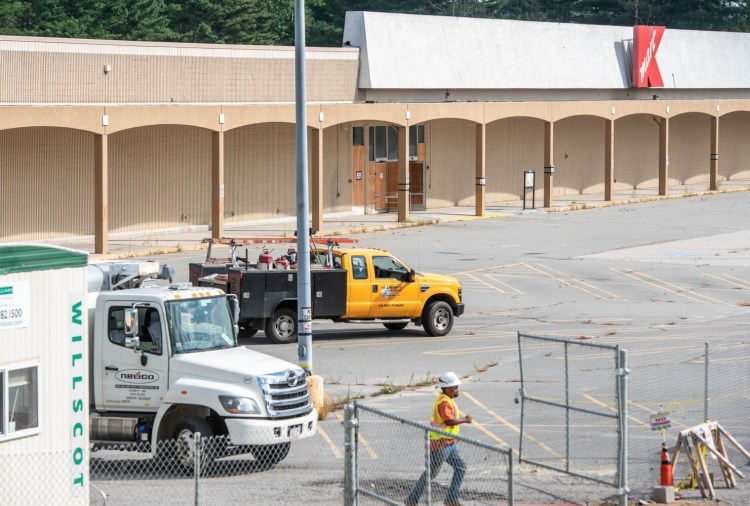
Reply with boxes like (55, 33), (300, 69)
(1, 100), (748, 252)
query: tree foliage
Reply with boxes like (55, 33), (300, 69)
(1, 0), (748, 46)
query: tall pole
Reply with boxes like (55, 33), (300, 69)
(295, 0), (313, 374)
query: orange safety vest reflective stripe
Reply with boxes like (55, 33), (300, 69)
(429, 393), (460, 440)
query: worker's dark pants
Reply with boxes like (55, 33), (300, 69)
(406, 443), (466, 504)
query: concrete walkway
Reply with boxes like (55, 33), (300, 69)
(39, 180), (750, 261)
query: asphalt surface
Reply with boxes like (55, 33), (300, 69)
(74, 187), (750, 506)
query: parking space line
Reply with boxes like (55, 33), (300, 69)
(704, 272), (750, 290)
(465, 273), (507, 293)
(462, 391), (562, 458)
(525, 263), (618, 300)
(613, 268), (732, 305)
(484, 273), (524, 294)
(451, 262), (526, 276)
(531, 263), (624, 300)
(334, 412), (378, 459)
(316, 423), (343, 459)
(582, 394), (650, 429)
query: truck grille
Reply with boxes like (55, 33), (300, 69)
(259, 369), (313, 418)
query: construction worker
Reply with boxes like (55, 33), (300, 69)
(405, 371), (472, 506)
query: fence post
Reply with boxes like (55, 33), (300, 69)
(344, 403), (358, 506)
(507, 449), (514, 506)
(704, 341), (709, 422)
(617, 349), (629, 506)
(425, 429), (432, 505)
(194, 432), (201, 506)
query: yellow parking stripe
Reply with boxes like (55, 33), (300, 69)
(463, 391), (562, 458)
(334, 412), (378, 459)
(525, 263), (611, 299)
(532, 263), (624, 300)
(465, 273), (507, 293)
(613, 268), (731, 305)
(704, 272), (750, 290)
(316, 423), (343, 459)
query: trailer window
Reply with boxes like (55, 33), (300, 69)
(0, 364), (40, 441)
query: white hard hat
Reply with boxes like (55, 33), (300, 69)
(438, 371), (461, 389)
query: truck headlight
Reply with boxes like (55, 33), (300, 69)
(219, 395), (261, 414)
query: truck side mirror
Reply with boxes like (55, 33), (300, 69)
(227, 295), (240, 324)
(124, 308), (138, 336)
(403, 269), (416, 283)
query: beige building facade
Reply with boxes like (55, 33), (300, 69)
(1, 14), (749, 253)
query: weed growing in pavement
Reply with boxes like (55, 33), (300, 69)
(330, 384), (365, 412)
(407, 372), (435, 388)
(376, 382), (404, 396)
(740, 300), (750, 307)
(474, 361), (499, 373)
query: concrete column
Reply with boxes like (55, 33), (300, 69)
(475, 123), (486, 216)
(604, 119), (614, 201)
(311, 128), (324, 233)
(710, 116), (719, 191)
(398, 126), (410, 222)
(211, 131), (225, 239)
(659, 117), (669, 196)
(543, 121), (555, 208)
(94, 134), (108, 254)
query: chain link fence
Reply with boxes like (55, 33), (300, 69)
(628, 336), (750, 496)
(516, 332), (750, 503)
(517, 333), (627, 502)
(345, 402), (513, 505)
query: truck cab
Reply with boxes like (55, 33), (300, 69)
(88, 262), (317, 469)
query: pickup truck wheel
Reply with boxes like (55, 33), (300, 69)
(173, 417), (216, 472)
(423, 301), (454, 337)
(265, 308), (298, 344)
(250, 442), (291, 470)
(384, 322), (409, 331)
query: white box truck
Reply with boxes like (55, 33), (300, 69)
(86, 260), (317, 469)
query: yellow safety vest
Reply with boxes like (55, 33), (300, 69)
(429, 393), (460, 440)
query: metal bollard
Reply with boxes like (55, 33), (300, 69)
(344, 404), (359, 506)
(194, 432), (201, 506)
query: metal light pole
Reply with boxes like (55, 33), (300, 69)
(294, 0), (313, 374)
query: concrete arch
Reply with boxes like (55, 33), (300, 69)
(485, 117), (546, 204)
(224, 122), (298, 223)
(614, 114), (662, 190)
(320, 103), (409, 129)
(669, 112), (713, 188)
(553, 115), (607, 195)
(222, 104), (297, 131)
(0, 126), (95, 241)
(108, 125), (213, 233)
(105, 106), (222, 134)
(424, 118), (479, 207)
(0, 106), (104, 134)
(485, 102), (552, 123)
(718, 110), (750, 182)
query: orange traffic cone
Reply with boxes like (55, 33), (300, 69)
(660, 442), (674, 487)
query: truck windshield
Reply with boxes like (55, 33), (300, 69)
(164, 296), (237, 354)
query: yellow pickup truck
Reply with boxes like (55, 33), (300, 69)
(195, 246), (465, 343)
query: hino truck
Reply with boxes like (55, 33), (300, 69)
(87, 260), (317, 469)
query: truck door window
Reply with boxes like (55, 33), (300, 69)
(372, 256), (407, 280)
(107, 307), (162, 355)
(351, 255), (368, 279)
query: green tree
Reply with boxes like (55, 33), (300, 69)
(0, 1), (25, 34)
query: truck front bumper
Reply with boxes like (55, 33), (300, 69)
(225, 408), (318, 445)
(454, 303), (465, 316)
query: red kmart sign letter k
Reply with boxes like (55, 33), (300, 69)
(632, 26), (665, 88)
